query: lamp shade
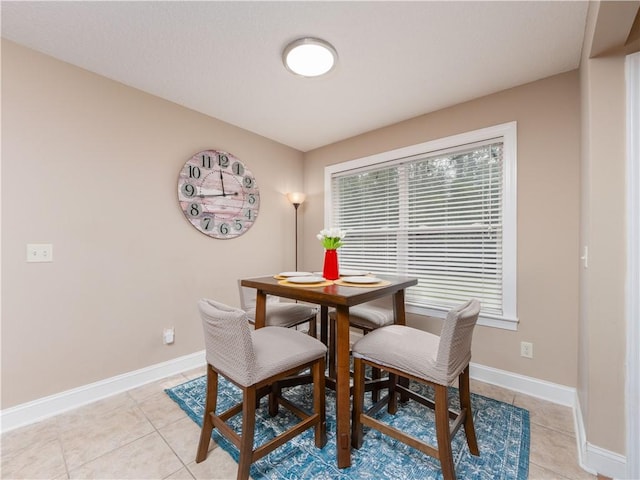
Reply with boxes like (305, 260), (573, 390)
(287, 192), (306, 205)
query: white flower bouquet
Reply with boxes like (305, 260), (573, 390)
(317, 228), (347, 250)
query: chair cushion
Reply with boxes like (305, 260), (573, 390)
(352, 324), (452, 385)
(251, 327), (327, 384)
(247, 303), (317, 328)
(330, 305), (394, 330)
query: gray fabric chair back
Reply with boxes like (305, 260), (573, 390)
(435, 298), (481, 383)
(237, 279), (279, 311)
(198, 298), (256, 386)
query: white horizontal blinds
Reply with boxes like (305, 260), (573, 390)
(405, 142), (504, 315)
(332, 139), (504, 316)
(332, 167), (400, 274)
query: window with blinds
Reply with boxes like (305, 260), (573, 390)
(326, 122), (518, 329)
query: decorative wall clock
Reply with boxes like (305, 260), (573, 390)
(177, 149), (260, 239)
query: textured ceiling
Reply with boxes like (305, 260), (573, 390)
(1, 1), (589, 151)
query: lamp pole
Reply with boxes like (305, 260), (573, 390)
(287, 192), (306, 271)
(293, 201), (301, 271)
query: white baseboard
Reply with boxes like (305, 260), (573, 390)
(469, 362), (576, 406)
(469, 363), (628, 479)
(574, 394), (629, 479)
(584, 442), (628, 479)
(1, 350), (206, 433)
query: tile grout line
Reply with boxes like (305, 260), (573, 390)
(61, 385), (182, 478)
(54, 415), (72, 480)
(133, 374), (197, 480)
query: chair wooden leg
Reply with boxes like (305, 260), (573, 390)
(387, 372), (398, 414)
(196, 366), (217, 463)
(459, 366), (479, 455)
(237, 386), (257, 480)
(398, 375), (410, 403)
(313, 357), (327, 447)
(351, 357), (365, 449)
(371, 367), (381, 403)
(269, 382), (280, 417)
(435, 384), (455, 480)
(308, 316), (317, 338)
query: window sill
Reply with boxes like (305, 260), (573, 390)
(406, 304), (519, 331)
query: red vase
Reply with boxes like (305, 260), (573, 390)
(323, 249), (340, 280)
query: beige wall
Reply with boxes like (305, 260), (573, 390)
(577, 0), (640, 458)
(580, 53), (626, 456)
(303, 71), (581, 388)
(1, 40), (305, 407)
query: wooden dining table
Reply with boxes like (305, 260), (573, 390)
(240, 274), (418, 468)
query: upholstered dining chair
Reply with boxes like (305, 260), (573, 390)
(195, 299), (327, 480)
(238, 280), (318, 337)
(329, 303), (395, 334)
(351, 299), (481, 480)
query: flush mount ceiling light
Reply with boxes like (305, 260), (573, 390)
(282, 37), (337, 77)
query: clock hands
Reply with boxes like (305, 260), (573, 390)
(198, 192), (239, 198)
(219, 169), (226, 197)
(198, 169), (237, 198)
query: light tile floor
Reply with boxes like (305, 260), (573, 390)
(1, 366), (599, 480)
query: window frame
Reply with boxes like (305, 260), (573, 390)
(324, 121), (518, 330)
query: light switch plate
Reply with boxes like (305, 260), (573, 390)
(27, 244), (53, 262)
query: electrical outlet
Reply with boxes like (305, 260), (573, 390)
(520, 341), (533, 359)
(27, 244), (53, 262)
(163, 328), (175, 345)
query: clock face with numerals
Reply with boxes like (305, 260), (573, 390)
(177, 149), (260, 239)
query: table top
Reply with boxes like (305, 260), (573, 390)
(240, 274), (418, 307)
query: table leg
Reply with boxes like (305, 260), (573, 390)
(393, 289), (406, 326)
(335, 305), (352, 468)
(320, 307), (333, 381)
(393, 289), (410, 401)
(328, 316), (337, 380)
(320, 306), (328, 347)
(255, 290), (267, 329)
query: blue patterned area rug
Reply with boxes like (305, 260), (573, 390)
(166, 375), (529, 480)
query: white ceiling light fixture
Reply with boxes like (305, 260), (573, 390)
(283, 37), (337, 77)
